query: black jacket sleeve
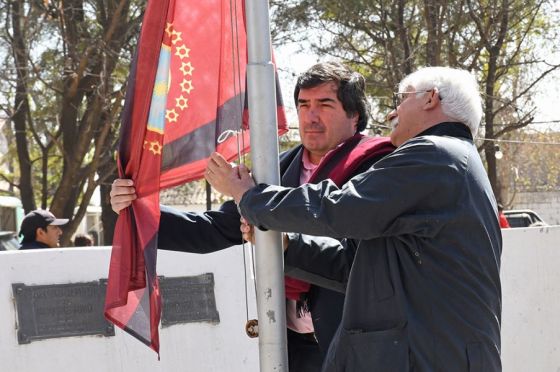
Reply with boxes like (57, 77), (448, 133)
(157, 201), (243, 253)
(240, 138), (458, 240)
(284, 233), (358, 293)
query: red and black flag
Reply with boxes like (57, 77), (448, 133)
(104, 0), (287, 355)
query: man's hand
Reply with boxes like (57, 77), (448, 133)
(110, 178), (136, 214)
(205, 152), (255, 204)
(282, 233), (289, 252)
(241, 217), (289, 251)
(240, 217), (255, 244)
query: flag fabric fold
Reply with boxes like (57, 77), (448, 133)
(104, 0), (287, 355)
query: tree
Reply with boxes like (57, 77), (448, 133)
(271, 0), (560, 201)
(0, 0), (146, 245)
(497, 129), (560, 206)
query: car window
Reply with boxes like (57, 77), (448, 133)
(507, 215), (530, 228)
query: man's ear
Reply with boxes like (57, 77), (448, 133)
(423, 90), (440, 110)
(35, 227), (46, 240)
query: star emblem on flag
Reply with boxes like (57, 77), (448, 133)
(148, 140), (162, 155)
(180, 79), (194, 94)
(175, 45), (190, 59)
(180, 61), (194, 76)
(175, 95), (189, 110)
(165, 108), (179, 123)
(170, 30), (182, 45)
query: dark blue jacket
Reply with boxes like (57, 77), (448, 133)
(19, 240), (51, 250)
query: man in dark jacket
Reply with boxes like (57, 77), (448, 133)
(19, 209), (69, 250)
(110, 62), (394, 371)
(207, 66), (502, 371)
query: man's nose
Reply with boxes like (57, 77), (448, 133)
(386, 110), (397, 122)
(304, 106), (319, 122)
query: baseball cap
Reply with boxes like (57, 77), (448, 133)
(19, 209), (69, 238)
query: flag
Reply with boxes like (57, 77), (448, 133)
(104, 0), (287, 355)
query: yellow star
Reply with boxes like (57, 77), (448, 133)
(180, 79), (194, 94)
(166, 109), (179, 123)
(143, 140), (149, 149)
(175, 45), (190, 59)
(149, 141), (162, 155)
(171, 30), (182, 45)
(165, 23), (173, 37)
(180, 61), (194, 76)
(176, 95), (189, 110)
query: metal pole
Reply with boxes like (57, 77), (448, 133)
(206, 181), (212, 211)
(244, 1), (288, 371)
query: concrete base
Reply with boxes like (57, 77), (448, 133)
(0, 246), (258, 372)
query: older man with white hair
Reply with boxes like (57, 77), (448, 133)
(206, 66), (502, 371)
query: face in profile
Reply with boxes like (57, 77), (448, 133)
(37, 225), (63, 247)
(389, 87), (433, 146)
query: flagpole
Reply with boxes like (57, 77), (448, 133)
(244, 1), (289, 371)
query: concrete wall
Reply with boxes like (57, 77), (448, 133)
(501, 225), (560, 372)
(1, 226), (559, 371)
(0, 247), (258, 372)
(510, 190), (560, 225)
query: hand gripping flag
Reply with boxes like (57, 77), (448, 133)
(104, 0), (287, 355)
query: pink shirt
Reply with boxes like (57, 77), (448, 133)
(299, 141), (345, 184)
(286, 148), (320, 334)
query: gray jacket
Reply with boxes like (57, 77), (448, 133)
(240, 123), (502, 372)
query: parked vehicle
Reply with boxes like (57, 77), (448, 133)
(504, 209), (547, 228)
(0, 196), (24, 233)
(0, 231), (19, 251)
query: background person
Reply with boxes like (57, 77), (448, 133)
(73, 233), (94, 247)
(498, 203), (511, 228)
(18, 209), (68, 250)
(206, 66), (502, 372)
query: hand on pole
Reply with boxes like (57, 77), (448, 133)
(205, 152), (255, 204)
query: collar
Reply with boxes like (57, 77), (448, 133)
(301, 135), (358, 170)
(415, 122), (473, 141)
(301, 148), (320, 172)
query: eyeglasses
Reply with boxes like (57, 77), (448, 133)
(392, 89), (440, 109)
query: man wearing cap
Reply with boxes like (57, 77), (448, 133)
(19, 210), (69, 250)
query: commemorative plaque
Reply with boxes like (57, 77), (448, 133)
(160, 273), (220, 326)
(12, 281), (114, 344)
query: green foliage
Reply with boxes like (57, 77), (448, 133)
(0, 0), (146, 244)
(498, 129), (560, 195)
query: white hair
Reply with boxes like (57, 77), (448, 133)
(399, 67), (482, 136)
